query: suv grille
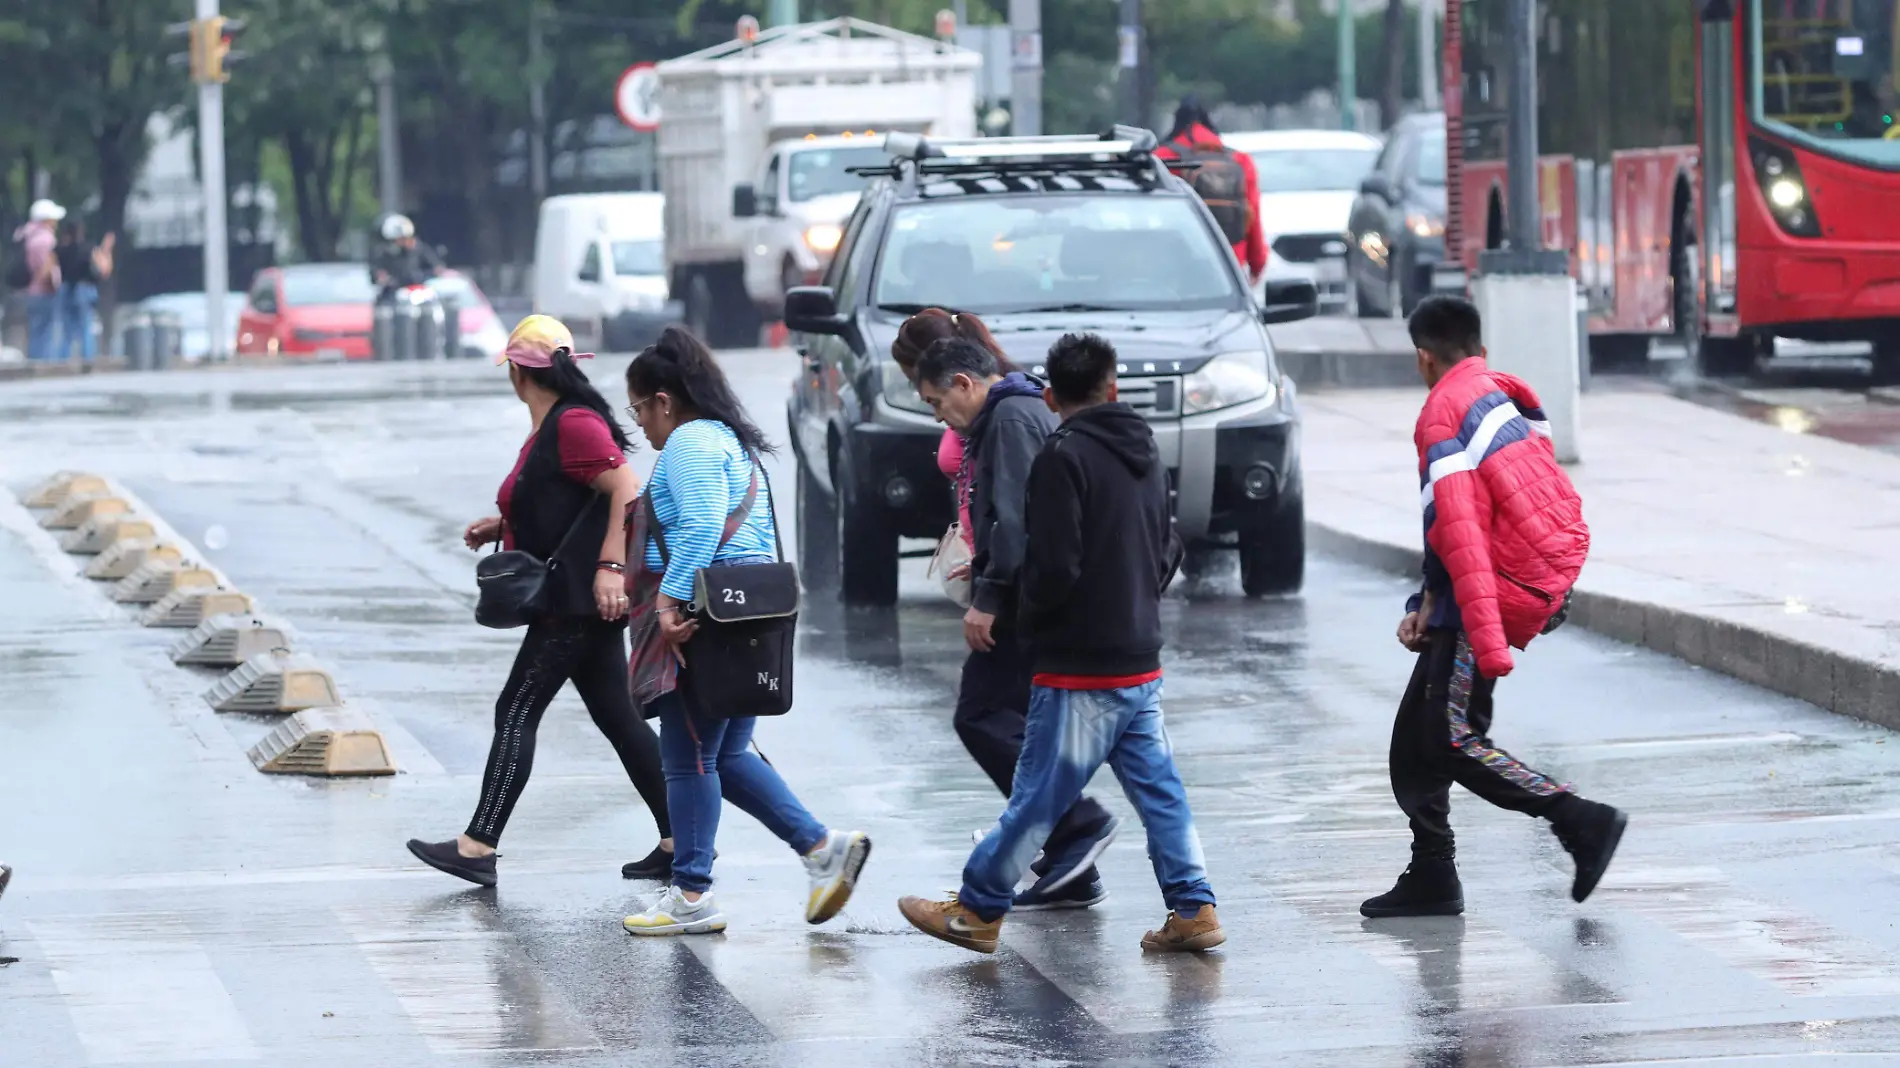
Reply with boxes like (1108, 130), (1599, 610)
(1119, 376), (1180, 419)
(1272, 233), (1350, 264)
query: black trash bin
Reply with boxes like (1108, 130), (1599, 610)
(123, 311), (155, 371)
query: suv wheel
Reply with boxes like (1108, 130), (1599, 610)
(796, 459), (840, 591)
(836, 448), (899, 605)
(1239, 497), (1305, 597)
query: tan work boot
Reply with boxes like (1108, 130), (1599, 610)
(1141, 905), (1226, 952)
(898, 894), (1002, 954)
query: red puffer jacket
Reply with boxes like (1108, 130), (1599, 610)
(1416, 357), (1589, 678)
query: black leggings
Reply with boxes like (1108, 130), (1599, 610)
(466, 617), (671, 848)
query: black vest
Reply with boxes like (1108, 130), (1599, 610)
(507, 401), (612, 619)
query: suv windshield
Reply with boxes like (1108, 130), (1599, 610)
(1750, 0), (1900, 166)
(1248, 148), (1381, 192)
(873, 194), (1244, 314)
(788, 146), (889, 202)
(1415, 129), (1447, 185)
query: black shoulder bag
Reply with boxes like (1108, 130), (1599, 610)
(474, 499), (599, 629)
(649, 461), (800, 718)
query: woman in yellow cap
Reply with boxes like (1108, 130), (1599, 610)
(406, 315), (672, 886)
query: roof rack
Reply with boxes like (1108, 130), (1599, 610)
(850, 126), (1179, 193)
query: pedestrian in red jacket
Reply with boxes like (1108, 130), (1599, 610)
(1361, 295), (1627, 920)
(1154, 98), (1267, 286)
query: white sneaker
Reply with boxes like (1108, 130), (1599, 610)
(622, 886), (727, 936)
(802, 830), (872, 924)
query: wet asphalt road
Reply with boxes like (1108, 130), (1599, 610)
(3, 353), (1900, 1067)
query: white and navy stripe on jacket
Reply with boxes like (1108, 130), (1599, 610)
(1418, 390), (1552, 536)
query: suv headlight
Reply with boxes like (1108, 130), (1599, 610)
(880, 362), (933, 415)
(1183, 351), (1275, 415)
(1406, 211), (1445, 239)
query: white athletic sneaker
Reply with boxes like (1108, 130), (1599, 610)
(622, 886), (727, 937)
(802, 830), (872, 924)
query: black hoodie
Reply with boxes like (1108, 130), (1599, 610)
(1020, 402), (1184, 677)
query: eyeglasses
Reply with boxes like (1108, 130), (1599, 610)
(625, 397), (654, 420)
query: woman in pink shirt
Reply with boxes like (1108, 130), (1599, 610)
(890, 309), (1015, 560)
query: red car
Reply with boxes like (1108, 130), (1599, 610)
(236, 263), (506, 360)
(236, 263), (377, 359)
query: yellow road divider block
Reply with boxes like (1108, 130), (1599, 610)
(43, 495), (129, 530)
(170, 613), (294, 667)
(141, 587), (254, 628)
(61, 516), (156, 555)
(87, 540), (182, 580)
(249, 708), (395, 776)
(23, 472), (108, 508)
(112, 560), (217, 605)
(204, 653), (341, 713)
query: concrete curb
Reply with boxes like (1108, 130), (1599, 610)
(1307, 521), (1900, 732)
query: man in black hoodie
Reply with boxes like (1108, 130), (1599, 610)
(901, 333), (1223, 955)
(914, 338), (1120, 907)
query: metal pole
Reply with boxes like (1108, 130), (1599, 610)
(952, 0), (967, 25)
(1419, 0), (1440, 110)
(1008, 0), (1042, 135)
(375, 61), (402, 217)
(1338, 0), (1358, 131)
(1505, 0), (1538, 248)
(527, 4), (548, 201)
(768, 0), (798, 27)
(1117, 0), (1143, 127)
(196, 0), (230, 362)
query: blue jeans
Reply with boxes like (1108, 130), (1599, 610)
(24, 293), (58, 360)
(58, 282), (97, 361)
(654, 687), (828, 893)
(961, 680), (1216, 921)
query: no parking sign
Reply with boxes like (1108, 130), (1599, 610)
(615, 62), (661, 132)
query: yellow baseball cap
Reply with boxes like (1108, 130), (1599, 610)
(496, 314), (593, 367)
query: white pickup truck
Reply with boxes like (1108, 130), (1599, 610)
(656, 18), (979, 348)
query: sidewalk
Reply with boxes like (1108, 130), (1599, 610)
(1301, 385), (1900, 728)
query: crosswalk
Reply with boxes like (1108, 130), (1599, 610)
(6, 850), (1900, 1066)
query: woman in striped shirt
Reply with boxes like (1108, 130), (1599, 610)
(618, 326), (870, 937)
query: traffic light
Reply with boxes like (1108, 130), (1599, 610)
(167, 16), (246, 84)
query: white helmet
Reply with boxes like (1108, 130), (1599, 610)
(380, 214), (415, 241)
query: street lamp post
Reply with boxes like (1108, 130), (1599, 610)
(1338, 0), (1357, 131)
(1009, 0), (1042, 135)
(196, 0), (230, 361)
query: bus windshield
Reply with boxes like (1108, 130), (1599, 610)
(1751, 0), (1900, 166)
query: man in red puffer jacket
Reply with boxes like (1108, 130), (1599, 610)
(1361, 296), (1628, 921)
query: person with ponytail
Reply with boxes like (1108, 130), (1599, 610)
(891, 308), (1017, 563)
(407, 315), (673, 887)
(619, 325), (870, 937)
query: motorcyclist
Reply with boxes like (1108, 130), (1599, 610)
(371, 214), (444, 299)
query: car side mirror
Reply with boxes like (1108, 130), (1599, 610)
(732, 184), (758, 219)
(1359, 175), (1394, 201)
(1260, 279), (1320, 325)
(785, 285), (847, 335)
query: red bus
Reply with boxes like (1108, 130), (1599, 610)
(1445, 0), (1900, 377)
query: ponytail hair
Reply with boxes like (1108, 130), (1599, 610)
(625, 325), (775, 456)
(515, 349), (634, 452)
(891, 308), (1017, 378)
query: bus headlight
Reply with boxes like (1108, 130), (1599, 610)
(803, 224), (844, 253)
(1184, 351), (1275, 415)
(1751, 139), (1821, 237)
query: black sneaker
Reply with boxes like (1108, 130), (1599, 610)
(406, 839), (497, 888)
(621, 845), (671, 881)
(1036, 814), (1121, 895)
(1014, 869), (1108, 912)
(622, 846), (712, 880)
(0, 863), (11, 903)
(1360, 858), (1464, 918)
(1552, 798), (1627, 903)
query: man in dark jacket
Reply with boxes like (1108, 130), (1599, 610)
(915, 338), (1120, 908)
(901, 333), (1223, 955)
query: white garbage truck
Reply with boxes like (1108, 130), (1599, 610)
(656, 17), (979, 348)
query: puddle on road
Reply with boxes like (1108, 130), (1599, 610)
(1674, 363), (1900, 458)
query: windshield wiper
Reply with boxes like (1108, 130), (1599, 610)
(875, 302), (945, 315)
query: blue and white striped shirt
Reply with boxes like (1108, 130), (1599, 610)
(641, 419), (777, 601)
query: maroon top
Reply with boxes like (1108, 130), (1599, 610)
(497, 407), (626, 549)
